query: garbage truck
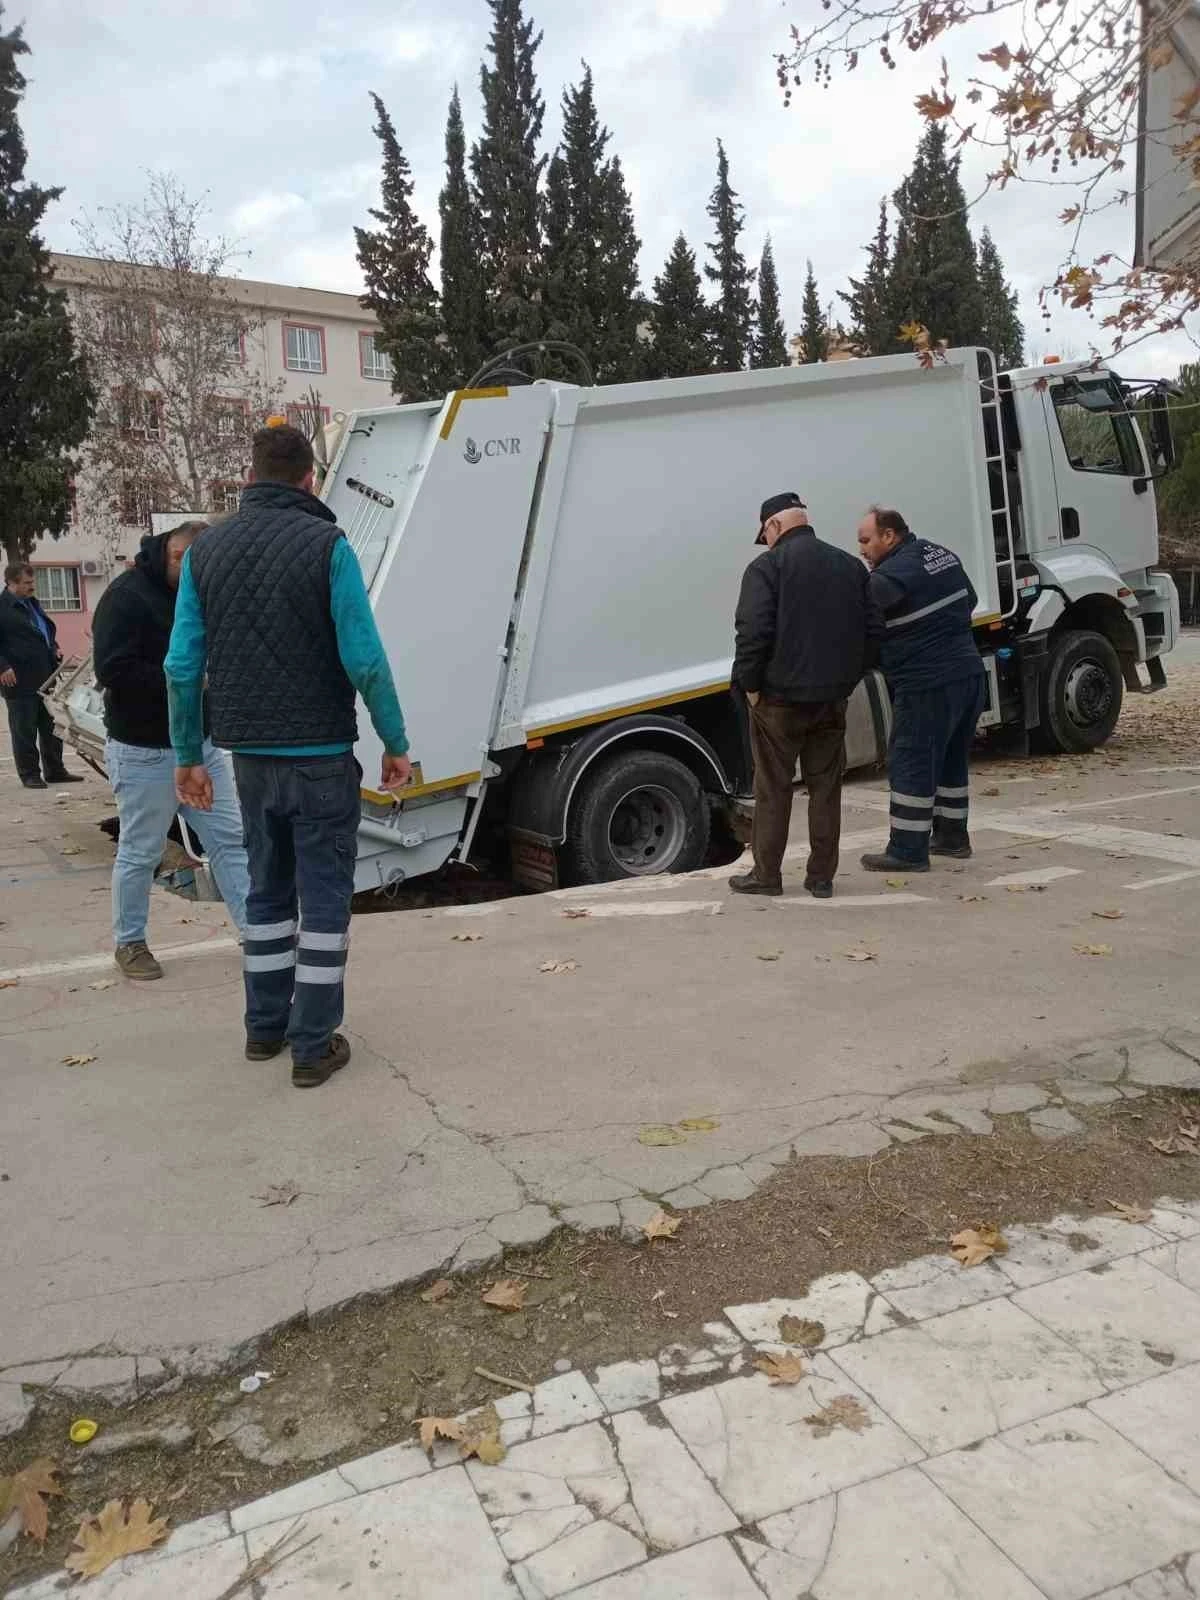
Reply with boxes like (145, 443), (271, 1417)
(53, 347), (1180, 893)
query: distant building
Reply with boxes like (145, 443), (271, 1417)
(788, 329), (856, 365)
(34, 254), (393, 657)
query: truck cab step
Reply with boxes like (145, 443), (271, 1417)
(1122, 655), (1168, 694)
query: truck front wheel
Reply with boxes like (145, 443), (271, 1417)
(562, 748), (711, 885)
(1036, 629), (1123, 753)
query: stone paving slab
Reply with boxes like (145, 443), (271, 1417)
(14, 1199), (1200, 1599)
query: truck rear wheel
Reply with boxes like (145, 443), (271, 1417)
(562, 748), (711, 885)
(1036, 629), (1123, 753)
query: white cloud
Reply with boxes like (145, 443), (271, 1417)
(231, 192), (307, 233)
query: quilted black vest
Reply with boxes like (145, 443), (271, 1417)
(189, 483), (358, 748)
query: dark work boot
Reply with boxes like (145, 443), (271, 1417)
(20, 775), (47, 789)
(729, 873), (783, 897)
(292, 1032), (351, 1089)
(860, 851), (930, 874)
(931, 830), (972, 859)
(245, 1038), (286, 1062)
(45, 770), (84, 783)
(805, 877), (834, 899)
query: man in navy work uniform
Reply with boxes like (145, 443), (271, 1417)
(731, 492), (872, 899)
(0, 561), (84, 789)
(165, 424), (411, 1088)
(857, 506), (985, 872)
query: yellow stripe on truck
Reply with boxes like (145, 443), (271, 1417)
(526, 681), (729, 742)
(438, 387), (509, 441)
(361, 770), (482, 808)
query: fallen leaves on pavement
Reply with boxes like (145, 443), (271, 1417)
(255, 1181), (300, 1208)
(1109, 1200), (1153, 1224)
(0, 1459), (62, 1544)
(642, 1210), (682, 1241)
(562, 908), (591, 919)
(754, 1352), (807, 1385)
(1092, 909), (1124, 921)
(87, 979), (116, 991)
(778, 1315), (826, 1348)
(1150, 1123), (1200, 1156)
(61, 1053), (97, 1068)
(0, 978), (18, 990)
(804, 1396), (871, 1437)
(839, 947), (876, 962)
(958, 894), (988, 903)
(417, 1405), (505, 1464)
(420, 1278), (454, 1305)
(677, 1116), (720, 1133)
(65, 1498), (168, 1578)
(1073, 943), (1113, 957)
(638, 1125), (687, 1146)
(950, 1224), (1009, 1267)
(482, 1279), (528, 1312)
(60, 846), (82, 857)
(538, 959), (579, 975)
(756, 951), (783, 962)
(885, 877), (908, 889)
(451, 932), (484, 942)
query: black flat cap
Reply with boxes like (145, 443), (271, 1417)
(756, 491), (806, 544)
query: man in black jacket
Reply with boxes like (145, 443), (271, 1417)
(93, 524), (249, 981)
(730, 493), (873, 898)
(0, 562), (82, 789)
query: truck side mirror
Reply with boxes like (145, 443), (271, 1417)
(1148, 391), (1175, 471)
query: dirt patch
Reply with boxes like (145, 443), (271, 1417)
(3, 1086), (1198, 1592)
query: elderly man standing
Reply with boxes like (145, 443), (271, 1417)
(0, 562), (83, 789)
(856, 506), (985, 871)
(730, 492), (872, 899)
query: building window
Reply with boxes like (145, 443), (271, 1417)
(119, 478), (160, 528)
(210, 396), (248, 441)
(117, 388), (163, 440)
(103, 299), (155, 351)
(286, 402), (331, 439)
(283, 322), (326, 373)
(209, 481), (241, 514)
(223, 320), (246, 363)
(359, 332), (393, 381)
(34, 566), (82, 613)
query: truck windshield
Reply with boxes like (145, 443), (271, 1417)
(1052, 381), (1143, 476)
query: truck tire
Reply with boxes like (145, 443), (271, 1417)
(562, 748), (711, 885)
(1036, 629), (1124, 753)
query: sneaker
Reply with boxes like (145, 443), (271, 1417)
(292, 1032), (351, 1089)
(20, 776), (47, 789)
(245, 1038), (286, 1062)
(931, 837), (972, 859)
(860, 852), (930, 874)
(805, 878), (834, 899)
(45, 770), (84, 784)
(115, 942), (164, 980)
(729, 873), (783, 897)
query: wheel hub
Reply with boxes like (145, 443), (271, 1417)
(1063, 658), (1114, 730)
(606, 784), (687, 874)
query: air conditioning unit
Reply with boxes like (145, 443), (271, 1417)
(80, 559), (104, 578)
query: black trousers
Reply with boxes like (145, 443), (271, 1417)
(4, 692), (65, 780)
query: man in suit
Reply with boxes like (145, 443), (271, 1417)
(0, 562), (83, 789)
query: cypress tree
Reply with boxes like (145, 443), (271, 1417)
(439, 87), (487, 382)
(704, 140), (754, 373)
(355, 93), (447, 401)
(977, 227), (1025, 370)
(750, 237), (788, 369)
(799, 260), (828, 364)
(542, 67), (641, 382)
(888, 124), (984, 352)
(471, 0), (546, 353)
(0, 5), (94, 564)
(646, 234), (712, 379)
(841, 198), (893, 357)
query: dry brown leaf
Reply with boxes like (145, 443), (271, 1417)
(451, 932), (484, 942)
(420, 1277), (454, 1305)
(757, 951), (783, 962)
(255, 1181), (300, 1208)
(457, 1403), (506, 1464)
(754, 1352), (807, 1385)
(87, 979), (116, 991)
(637, 1125), (687, 1146)
(1179, 1122), (1200, 1143)
(1005, 884), (1028, 894)
(778, 1315), (826, 1348)
(677, 1116), (719, 1133)
(958, 894), (988, 903)
(1150, 1133), (1198, 1156)
(539, 959), (579, 975)
(1109, 1200), (1153, 1224)
(642, 1210), (682, 1241)
(417, 1415), (463, 1451)
(65, 1498), (168, 1578)
(60, 846), (82, 857)
(804, 1395), (871, 1437)
(0, 978), (19, 990)
(1073, 943), (1113, 957)
(482, 1278), (527, 1312)
(839, 948), (876, 963)
(885, 877), (908, 888)
(0, 1459), (62, 1544)
(1092, 909), (1124, 921)
(562, 908), (591, 919)
(950, 1224), (1009, 1267)
(61, 1053), (96, 1067)
(981, 786), (1001, 797)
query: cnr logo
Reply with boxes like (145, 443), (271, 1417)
(464, 436), (521, 464)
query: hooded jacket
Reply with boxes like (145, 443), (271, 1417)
(93, 531), (192, 747)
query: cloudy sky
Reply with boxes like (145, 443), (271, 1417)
(21, 0), (1196, 377)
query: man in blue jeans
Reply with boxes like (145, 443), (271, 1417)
(165, 424), (410, 1088)
(93, 523), (249, 980)
(856, 507), (986, 871)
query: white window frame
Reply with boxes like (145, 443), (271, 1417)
(284, 322), (326, 374)
(359, 332), (393, 381)
(34, 565), (82, 613)
(209, 481), (241, 514)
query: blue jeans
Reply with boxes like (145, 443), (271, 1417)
(886, 675), (987, 864)
(232, 752), (360, 1064)
(106, 738), (250, 945)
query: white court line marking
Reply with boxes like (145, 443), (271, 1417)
(1036, 783), (1200, 813)
(0, 936), (238, 983)
(562, 900), (725, 917)
(987, 866), (1084, 888)
(1125, 869), (1200, 892)
(982, 812), (1200, 868)
(774, 893), (931, 907)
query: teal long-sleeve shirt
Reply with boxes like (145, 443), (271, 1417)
(165, 540), (409, 767)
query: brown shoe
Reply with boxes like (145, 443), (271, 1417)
(115, 942), (163, 981)
(246, 1038), (286, 1062)
(729, 873), (783, 897)
(292, 1033), (351, 1088)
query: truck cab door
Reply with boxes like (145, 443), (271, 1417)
(1042, 376), (1157, 576)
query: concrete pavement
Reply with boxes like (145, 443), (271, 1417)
(4, 671), (1200, 1401)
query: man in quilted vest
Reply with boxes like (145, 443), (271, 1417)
(165, 424), (410, 1088)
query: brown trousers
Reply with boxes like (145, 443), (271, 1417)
(749, 698), (847, 885)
